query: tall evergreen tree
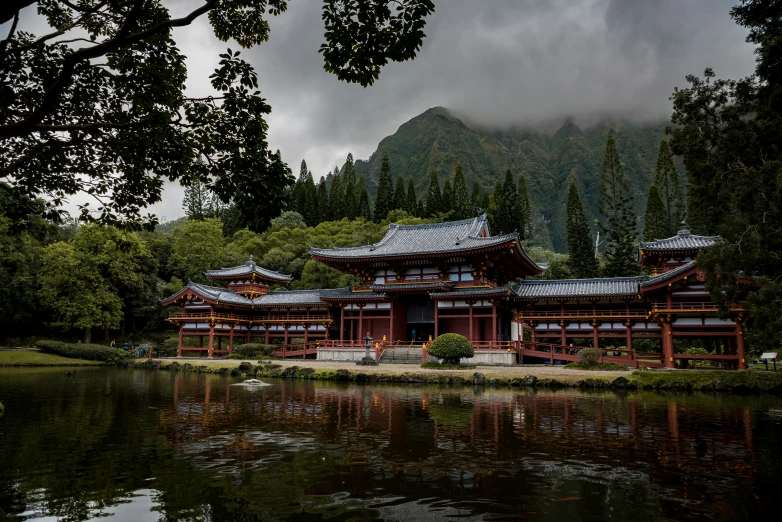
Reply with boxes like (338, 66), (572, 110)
(471, 180), (482, 213)
(517, 172), (533, 241)
(643, 184), (669, 242)
(406, 176), (418, 216)
(599, 135), (638, 276)
(316, 177), (329, 224)
(490, 181), (506, 233)
(290, 178), (305, 216)
(374, 152), (394, 222)
(452, 162), (470, 219)
(303, 171), (318, 226)
(502, 168), (518, 233)
(357, 175), (372, 221)
(393, 175), (407, 211)
(425, 168), (442, 217)
(441, 178), (454, 213)
(182, 180), (211, 221)
(343, 153), (357, 220)
(654, 139), (685, 236)
(566, 180), (600, 278)
(329, 167), (345, 220)
(482, 190), (492, 219)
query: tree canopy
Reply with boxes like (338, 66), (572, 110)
(0, 0), (435, 231)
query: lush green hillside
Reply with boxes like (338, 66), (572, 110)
(352, 107), (674, 252)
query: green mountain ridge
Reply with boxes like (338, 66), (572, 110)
(349, 107), (674, 253)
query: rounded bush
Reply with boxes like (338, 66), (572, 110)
(686, 347), (709, 355)
(234, 343), (274, 358)
(428, 334), (474, 365)
(578, 348), (602, 366)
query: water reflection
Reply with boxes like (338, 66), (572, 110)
(0, 368), (780, 521)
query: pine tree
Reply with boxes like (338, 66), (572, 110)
(357, 174), (372, 221)
(393, 175), (407, 211)
(566, 180), (600, 278)
(374, 152), (394, 222)
(290, 178), (305, 216)
(481, 190), (491, 219)
(182, 180), (211, 220)
(654, 139), (685, 236)
(471, 180), (482, 213)
(599, 135), (638, 276)
(517, 172), (533, 241)
(406, 176), (418, 216)
(452, 162), (470, 219)
(441, 178), (454, 214)
(299, 170), (315, 226)
(643, 184), (669, 242)
(502, 169), (518, 233)
(343, 153), (357, 220)
(329, 167), (345, 220)
(490, 181), (506, 233)
(316, 176), (329, 224)
(425, 168), (442, 217)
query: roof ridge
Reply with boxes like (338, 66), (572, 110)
(519, 276), (645, 284)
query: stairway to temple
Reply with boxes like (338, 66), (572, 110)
(379, 347), (424, 364)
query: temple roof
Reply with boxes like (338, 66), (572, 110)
(640, 260), (698, 288)
(164, 282), (334, 307)
(639, 222), (718, 253)
(318, 288), (389, 301)
(429, 285), (515, 299)
(309, 214), (528, 260)
(514, 277), (642, 299)
(205, 257), (293, 283)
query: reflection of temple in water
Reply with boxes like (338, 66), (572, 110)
(156, 373), (760, 519)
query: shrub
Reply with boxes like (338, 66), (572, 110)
(578, 348), (602, 366)
(420, 362), (476, 370)
(565, 362), (629, 371)
(36, 340), (130, 365)
(686, 347), (710, 355)
(233, 343), (275, 358)
(428, 334), (474, 365)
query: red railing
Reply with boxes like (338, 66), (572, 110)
(650, 302), (746, 313)
(516, 309), (648, 319)
(271, 342), (319, 359)
(168, 312), (330, 323)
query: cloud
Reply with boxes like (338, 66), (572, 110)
(7, 1), (756, 223)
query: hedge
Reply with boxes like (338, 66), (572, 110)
(36, 340), (129, 365)
(428, 334), (474, 364)
(233, 343), (275, 358)
(578, 348), (602, 366)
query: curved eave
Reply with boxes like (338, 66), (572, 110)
(640, 266), (701, 294)
(429, 288), (514, 300)
(637, 248), (701, 266)
(319, 295), (389, 303)
(207, 273), (294, 284)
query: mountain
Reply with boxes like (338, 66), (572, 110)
(351, 107), (674, 252)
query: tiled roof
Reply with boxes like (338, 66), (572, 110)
(639, 223), (718, 252)
(640, 260), (698, 287)
(514, 277), (642, 299)
(372, 281), (454, 292)
(429, 285), (514, 298)
(309, 214), (523, 259)
(318, 288), (388, 300)
(165, 283), (335, 306)
(205, 258), (293, 282)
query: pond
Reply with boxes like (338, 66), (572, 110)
(0, 368), (780, 521)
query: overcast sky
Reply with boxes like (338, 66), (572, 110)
(11, 0), (758, 222)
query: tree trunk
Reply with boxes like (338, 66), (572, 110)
(104, 326), (110, 342)
(84, 327), (92, 344)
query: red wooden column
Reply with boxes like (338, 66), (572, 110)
(358, 305), (364, 340)
(591, 301), (599, 348)
(177, 324), (183, 357)
(625, 320), (633, 361)
(389, 299), (394, 342)
(736, 320), (747, 370)
(340, 305), (345, 342)
(228, 325), (235, 354)
(207, 324), (215, 359)
(468, 302), (474, 341)
(491, 302), (497, 341)
(434, 301), (439, 338)
(560, 320), (567, 346)
(662, 320), (674, 368)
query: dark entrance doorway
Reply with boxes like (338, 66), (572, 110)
(404, 297), (434, 342)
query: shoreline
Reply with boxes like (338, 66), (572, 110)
(121, 357), (782, 394)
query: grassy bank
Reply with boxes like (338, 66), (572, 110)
(0, 350), (104, 366)
(126, 359), (782, 394)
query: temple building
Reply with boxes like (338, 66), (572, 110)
(163, 215), (749, 369)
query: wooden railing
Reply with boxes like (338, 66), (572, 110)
(271, 342), (319, 359)
(516, 310), (648, 320)
(650, 302), (745, 313)
(168, 312), (330, 323)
